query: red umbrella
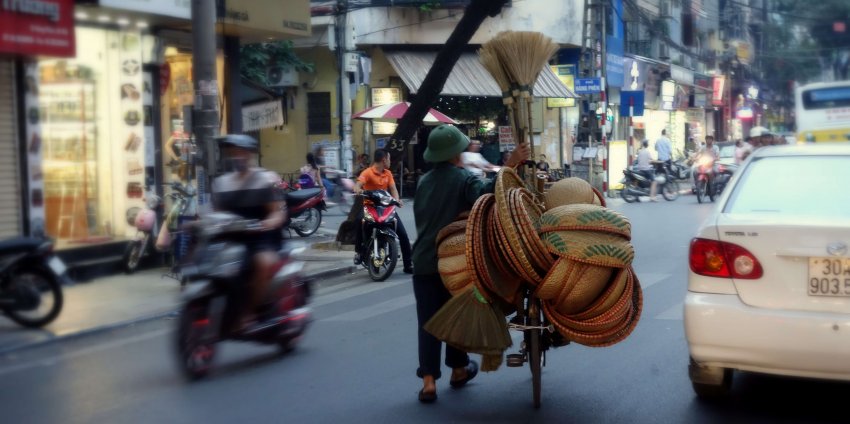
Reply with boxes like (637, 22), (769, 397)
(352, 101), (459, 125)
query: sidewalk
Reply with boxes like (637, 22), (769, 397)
(0, 246), (360, 355)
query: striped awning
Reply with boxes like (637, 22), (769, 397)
(385, 51), (578, 99)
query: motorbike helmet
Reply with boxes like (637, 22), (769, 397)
(215, 134), (258, 152)
(134, 209), (156, 232)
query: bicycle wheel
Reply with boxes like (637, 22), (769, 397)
(528, 297), (542, 409)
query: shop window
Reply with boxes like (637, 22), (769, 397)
(307, 92), (331, 135)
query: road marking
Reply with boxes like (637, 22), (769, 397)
(631, 272), (670, 290)
(311, 279), (406, 308)
(655, 302), (684, 320)
(322, 294), (415, 322)
(0, 328), (170, 377)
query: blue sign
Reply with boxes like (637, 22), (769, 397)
(606, 0), (625, 87)
(619, 91), (645, 116)
(574, 78), (603, 94)
(376, 137), (388, 149)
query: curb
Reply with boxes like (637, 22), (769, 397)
(0, 265), (359, 357)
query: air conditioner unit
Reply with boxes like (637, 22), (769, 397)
(267, 66), (299, 87)
(658, 43), (670, 60)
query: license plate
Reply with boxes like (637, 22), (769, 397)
(48, 256), (67, 276)
(808, 258), (850, 296)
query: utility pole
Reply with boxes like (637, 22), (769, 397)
(191, 0), (220, 198)
(579, 0), (606, 190)
(336, 0), (353, 175)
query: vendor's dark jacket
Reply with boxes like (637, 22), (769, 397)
(412, 162), (495, 276)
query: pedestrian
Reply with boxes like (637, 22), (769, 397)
(461, 138), (498, 179)
(411, 124), (529, 403)
(298, 153), (326, 192)
(497, 150), (511, 166)
(356, 153), (370, 177)
(655, 129), (673, 168)
(313, 146), (335, 197)
(734, 139), (752, 165)
(635, 139), (658, 201)
(353, 149), (413, 274)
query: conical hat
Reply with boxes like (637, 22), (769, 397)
(545, 177), (596, 209)
(541, 230), (634, 268)
(539, 204), (631, 240)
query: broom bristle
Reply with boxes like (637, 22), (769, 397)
(424, 287), (512, 356)
(481, 353), (503, 372)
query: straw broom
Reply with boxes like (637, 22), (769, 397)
(479, 44), (518, 146)
(424, 286), (512, 371)
(489, 31), (560, 191)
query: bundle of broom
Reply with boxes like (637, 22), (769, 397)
(480, 31), (560, 195)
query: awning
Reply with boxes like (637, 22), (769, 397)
(385, 51), (577, 99)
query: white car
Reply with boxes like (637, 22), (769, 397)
(684, 143), (850, 397)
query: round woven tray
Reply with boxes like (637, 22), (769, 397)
(495, 172), (543, 284)
(535, 258), (613, 314)
(509, 188), (555, 276)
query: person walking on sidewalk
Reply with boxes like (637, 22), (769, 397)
(353, 149), (413, 274)
(411, 124), (529, 403)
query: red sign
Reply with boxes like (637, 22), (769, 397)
(0, 0), (75, 57)
(712, 76), (726, 106)
(834, 22), (846, 33)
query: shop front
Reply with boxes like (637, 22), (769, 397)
(0, 0), (76, 239)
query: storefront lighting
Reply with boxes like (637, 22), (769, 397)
(97, 15), (111, 23)
(117, 17), (130, 26)
(75, 11), (89, 20)
(136, 21), (149, 29)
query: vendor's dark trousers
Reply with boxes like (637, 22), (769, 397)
(355, 218), (412, 269)
(413, 274), (469, 380)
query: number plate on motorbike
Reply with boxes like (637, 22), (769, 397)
(48, 256), (67, 275)
(808, 258), (850, 296)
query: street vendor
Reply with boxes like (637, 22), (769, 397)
(411, 124), (529, 403)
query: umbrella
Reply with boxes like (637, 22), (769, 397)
(352, 101), (459, 125)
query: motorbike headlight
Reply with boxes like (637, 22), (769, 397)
(208, 243), (246, 278)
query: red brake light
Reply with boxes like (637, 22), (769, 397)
(689, 238), (763, 279)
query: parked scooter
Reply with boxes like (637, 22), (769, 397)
(175, 212), (311, 380)
(277, 184), (326, 237)
(0, 237), (70, 328)
(123, 190), (161, 274)
(356, 190), (401, 282)
(620, 162), (680, 203)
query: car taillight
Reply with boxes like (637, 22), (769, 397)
(689, 238), (763, 279)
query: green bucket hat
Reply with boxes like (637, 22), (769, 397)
(424, 125), (469, 163)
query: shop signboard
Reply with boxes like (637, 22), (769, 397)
(605, 0), (625, 87)
(242, 99), (284, 132)
(220, 0), (311, 41)
(574, 78), (603, 94)
(311, 140), (340, 170)
(100, 0), (191, 19)
(712, 76), (726, 106)
(0, 0), (75, 57)
(371, 87), (400, 135)
(547, 64), (576, 108)
(498, 126), (515, 151)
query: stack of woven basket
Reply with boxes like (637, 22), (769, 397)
(435, 168), (642, 348)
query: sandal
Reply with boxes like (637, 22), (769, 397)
(418, 389), (437, 403)
(449, 360), (479, 389)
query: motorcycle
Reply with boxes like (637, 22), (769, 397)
(123, 190), (161, 274)
(693, 155), (716, 204)
(278, 184), (326, 238)
(669, 157), (691, 180)
(357, 190), (401, 282)
(175, 212), (312, 380)
(713, 162), (737, 196)
(620, 162), (680, 203)
(0, 237), (70, 328)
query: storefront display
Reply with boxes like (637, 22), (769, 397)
(31, 27), (147, 248)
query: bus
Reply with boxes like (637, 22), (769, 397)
(795, 81), (850, 142)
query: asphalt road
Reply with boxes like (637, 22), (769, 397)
(1, 195), (848, 423)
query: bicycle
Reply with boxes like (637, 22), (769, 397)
(506, 288), (557, 409)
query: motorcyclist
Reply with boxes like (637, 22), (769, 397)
(690, 135), (720, 191)
(353, 149), (413, 274)
(635, 139), (658, 201)
(211, 135), (286, 329)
